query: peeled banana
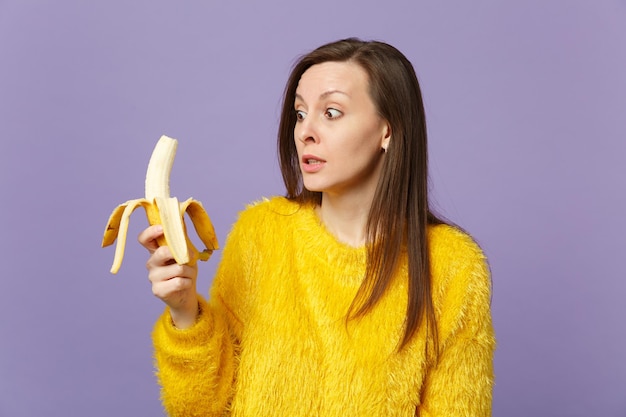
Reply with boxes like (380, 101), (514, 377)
(102, 135), (218, 274)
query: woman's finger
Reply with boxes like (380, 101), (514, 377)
(148, 260), (185, 283)
(138, 225), (163, 252)
(148, 262), (197, 306)
(151, 275), (195, 300)
(145, 245), (176, 272)
(147, 257), (196, 282)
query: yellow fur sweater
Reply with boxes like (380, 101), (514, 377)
(152, 197), (495, 416)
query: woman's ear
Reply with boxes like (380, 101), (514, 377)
(381, 122), (391, 152)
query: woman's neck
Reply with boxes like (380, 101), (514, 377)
(317, 191), (374, 247)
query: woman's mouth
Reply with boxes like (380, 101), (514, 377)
(301, 155), (326, 173)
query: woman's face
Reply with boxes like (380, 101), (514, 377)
(294, 61), (390, 199)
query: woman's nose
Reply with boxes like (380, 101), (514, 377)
(295, 118), (318, 144)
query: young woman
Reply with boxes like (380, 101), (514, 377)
(140, 38), (495, 416)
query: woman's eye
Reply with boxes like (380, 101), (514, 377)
(295, 110), (307, 121)
(325, 108), (342, 119)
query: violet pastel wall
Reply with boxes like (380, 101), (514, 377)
(1, 1), (624, 416)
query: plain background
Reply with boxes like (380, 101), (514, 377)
(1, 1), (625, 416)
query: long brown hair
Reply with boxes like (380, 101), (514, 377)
(278, 38), (443, 351)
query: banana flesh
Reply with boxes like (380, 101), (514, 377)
(102, 135), (218, 274)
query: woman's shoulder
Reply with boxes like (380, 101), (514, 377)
(231, 196), (306, 233)
(243, 195), (300, 213)
(428, 223), (486, 262)
(428, 223), (489, 287)
(238, 196), (302, 219)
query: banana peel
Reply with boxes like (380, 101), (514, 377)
(102, 135), (218, 274)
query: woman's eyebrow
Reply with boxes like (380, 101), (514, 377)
(319, 89), (350, 99)
(295, 90), (351, 103)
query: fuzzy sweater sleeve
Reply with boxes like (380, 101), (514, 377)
(152, 296), (236, 416)
(418, 227), (496, 416)
(151, 203), (261, 416)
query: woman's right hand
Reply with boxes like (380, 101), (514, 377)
(138, 225), (199, 329)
